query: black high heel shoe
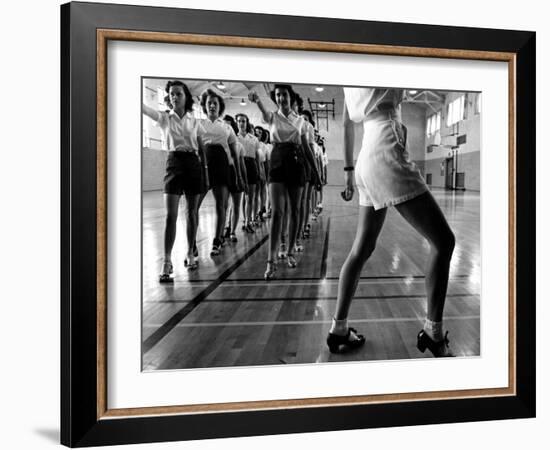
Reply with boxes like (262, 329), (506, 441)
(326, 327), (365, 354)
(159, 261), (173, 283)
(417, 330), (454, 357)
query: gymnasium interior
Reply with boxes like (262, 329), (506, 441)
(141, 79), (481, 370)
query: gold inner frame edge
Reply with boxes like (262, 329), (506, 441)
(95, 29), (517, 419)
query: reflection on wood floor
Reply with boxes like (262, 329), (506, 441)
(142, 186), (480, 370)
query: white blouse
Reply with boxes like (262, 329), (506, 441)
(343, 88), (403, 123)
(264, 143), (273, 161)
(237, 133), (260, 158)
(303, 120), (315, 144)
(264, 110), (306, 144)
(198, 118), (237, 164)
(257, 143), (267, 163)
(236, 141), (245, 159)
(155, 110), (200, 152)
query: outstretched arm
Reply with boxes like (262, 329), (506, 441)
(248, 91), (273, 124)
(341, 102), (355, 201)
(142, 103), (160, 122)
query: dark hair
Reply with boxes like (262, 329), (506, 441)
(200, 88), (226, 116)
(270, 84), (297, 106)
(254, 125), (264, 140)
(294, 93), (304, 112)
(236, 113), (253, 133)
(163, 95), (172, 111)
(262, 129), (271, 144)
(301, 110), (315, 126)
(223, 115), (238, 135)
(165, 80), (194, 114)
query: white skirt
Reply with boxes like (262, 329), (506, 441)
(355, 111), (428, 210)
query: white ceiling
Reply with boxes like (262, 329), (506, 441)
(144, 78), (453, 114)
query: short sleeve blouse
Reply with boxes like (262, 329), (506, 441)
(237, 133), (260, 158)
(155, 110), (200, 152)
(198, 118), (237, 164)
(264, 110), (306, 144)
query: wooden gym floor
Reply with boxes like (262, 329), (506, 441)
(142, 186), (480, 370)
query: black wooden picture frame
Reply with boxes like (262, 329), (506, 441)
(61, 1), (535, 447)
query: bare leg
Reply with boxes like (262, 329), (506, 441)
(259, 181), (267, 216)
(242, 189), (247, 226)
(286, 185), (304, 256)
(268, 182), (287, 261)
(304, 182), (313, 229)
(394, 191), (455, 322)
(253, 183), (260, 221)
(163, 194), (181, 262)
(185, 193), (200, 260)
(212, 185), (229, 241)
(230, 192), (243, 234)
(296, 184), (307, 241)
(246, 183), (256, 224)
(334, 206), (387, 320)
(280, 194), (289, 245)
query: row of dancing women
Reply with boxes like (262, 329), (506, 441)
(142, 80), (327, 282)
(143, 80), (456, 357)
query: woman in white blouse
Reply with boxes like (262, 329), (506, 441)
(142, 80), (206, 279)
(236, 113), (262, 233)
(198, 89), (244, 256)
(257, 127), (272, 220)
(248, 84), (321, 279)
(253, 126), (268, 222)
(327, 87), (455, 358)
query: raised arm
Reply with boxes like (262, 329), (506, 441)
(342, 102), (355, 201)
(248, 91), (273, 124)
(142, 103), (160, 122)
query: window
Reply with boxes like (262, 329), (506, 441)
(426, 173), (432, 184)
(191, 102), (207, 119)
(157, 87), (168, 111)
(446, 95), (465, 126)
(426, 111), (441, 137)
(475, 93), (482, 115)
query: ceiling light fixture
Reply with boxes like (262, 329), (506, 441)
(216, 82), (226, 90)
(409, 90), (418, 95)
(240, 98), (246, 106)
(315, 86), (324, 92)
(319, 103), (326, 108)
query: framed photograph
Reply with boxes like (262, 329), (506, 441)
(61, 1), (535, 447)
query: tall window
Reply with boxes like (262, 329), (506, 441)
(157, 87), (167, 111)
(475, 93), (482, 115)
(191, 102), (207, 119)
(426, 111), (441, 137)
(446, 95), (465, 126)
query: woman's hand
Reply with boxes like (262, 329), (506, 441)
(313, 169), (322, 191)
(341, 171), (354, 201)
(248, 91), (259, 103)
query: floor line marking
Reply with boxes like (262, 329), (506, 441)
(148, 293), (479, 304)
(176, 274), (473, 283)
(142, 234), (269, 354)
(144, 315), (480, 328)
(320, 217), (331, 279)
(157, 277), (478, 288)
